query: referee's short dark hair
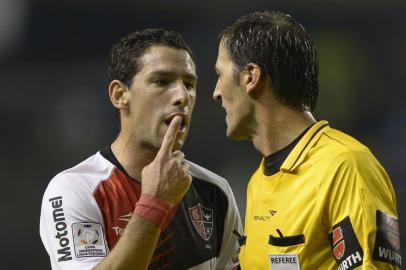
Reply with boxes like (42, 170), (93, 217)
(108, 29), (195, 86)
(219, 10), (319, 112)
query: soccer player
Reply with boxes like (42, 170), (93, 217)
(40, 29), (242, 270)
(213, 10), (401, 269)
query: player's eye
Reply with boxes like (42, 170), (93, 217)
(153, 79), (170, 86)
(184, 81), (196, 91)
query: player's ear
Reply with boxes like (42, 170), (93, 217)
(109, 80), (130, 110)
(241, 63), (263, 98)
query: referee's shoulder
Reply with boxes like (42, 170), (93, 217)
(320, 127), (377, 168)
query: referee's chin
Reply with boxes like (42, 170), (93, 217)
(226, 126), (250, 141)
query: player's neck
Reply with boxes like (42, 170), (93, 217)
(252, 107), (316, 157)
(111, 132), (157, 182)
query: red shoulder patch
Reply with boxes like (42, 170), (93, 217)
(329, 216), (363, 269)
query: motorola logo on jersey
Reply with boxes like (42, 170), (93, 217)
(329, 216), (363, 270)
(188, 203), (214, 241)
(49, 196), (72, 262)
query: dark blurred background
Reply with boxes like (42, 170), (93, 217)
(1, 0), (405, 268)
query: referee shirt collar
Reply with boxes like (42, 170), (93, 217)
(279, 120), (329, 173)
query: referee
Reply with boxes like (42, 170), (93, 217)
(213, 10), (401, 269)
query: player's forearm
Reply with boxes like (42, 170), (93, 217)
(94, 215), (160, 270)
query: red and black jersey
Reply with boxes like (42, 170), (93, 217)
(40, 146), (242, 270)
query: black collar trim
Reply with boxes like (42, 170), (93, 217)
(287, 123), (328, 171)
(100, 145), (134, 180)
(264, 123), (315, 176)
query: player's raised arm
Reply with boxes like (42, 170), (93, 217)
(95, 116), (192, 270)
(158, 115), (181, 155)
(142, 115), (192, 206)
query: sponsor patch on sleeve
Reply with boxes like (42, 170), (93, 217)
(328, 216), (364, 270)
(72, 223), (107, 258)
(372, 210), (402, 267)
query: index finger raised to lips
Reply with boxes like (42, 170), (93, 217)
(158, 115), (182, 155)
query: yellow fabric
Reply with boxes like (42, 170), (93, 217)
(240, 121), (400, 270)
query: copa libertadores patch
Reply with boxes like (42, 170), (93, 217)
(329, 216), (364, 270)
(72, 223), (107, 258)
(372, 210), (401, 267)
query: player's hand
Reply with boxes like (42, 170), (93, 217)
(141, 116), (192, 207)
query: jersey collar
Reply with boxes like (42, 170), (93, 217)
(279, 120), (329, 173)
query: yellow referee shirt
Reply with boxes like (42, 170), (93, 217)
(240, 121), (401, 270)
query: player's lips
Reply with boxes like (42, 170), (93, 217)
(165, 112), (189, 133)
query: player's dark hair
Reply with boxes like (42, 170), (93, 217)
(108, 29), (195, 86)
(219, 10), (318, 112)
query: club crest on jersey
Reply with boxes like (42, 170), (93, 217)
(188, 203), (213, 241)
(329, 216), (364, 270)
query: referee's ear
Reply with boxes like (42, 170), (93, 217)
(109, 80), (130, 112)
(243, 63), (263, 98)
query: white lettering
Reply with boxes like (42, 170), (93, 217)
(341, 260), (349, 270)
(378, 247), (402, 265)
(112, 226), (124, 236)
(339, 252), (362, 270)
(346, 256), (353, 267)
(396, 253), (402, 265)
(379, 246), (390, 258)
(390, 250), (395, 260)
(351, 251), (362, 264)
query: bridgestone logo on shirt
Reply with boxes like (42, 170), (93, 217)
(49, 196), (72, 262)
